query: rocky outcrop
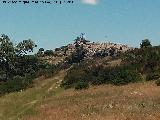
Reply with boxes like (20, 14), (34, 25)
(54, 39), (133, 58)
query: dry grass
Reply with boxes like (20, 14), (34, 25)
(40, 56), (66, 64)
(25, 81), (160, 120)
(0, 69), (160, 120)
(0, 70), (66, 120)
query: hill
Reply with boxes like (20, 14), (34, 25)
(1, 35), (160, 120)
(40, 37), (132, 65)
(0, 70), (160, 120)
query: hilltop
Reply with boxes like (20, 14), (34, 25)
(40, 37), (133, 65)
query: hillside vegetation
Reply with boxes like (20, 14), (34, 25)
(1, 77), (160, 120)
(0, 34), (160, 119)
(0, 34), (160, 93)
(0, 70), (66, 120)
(62, 44), (160, 89)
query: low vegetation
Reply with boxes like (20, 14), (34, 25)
(61, 39), (160, 89)
(0, 34), (160, 119)
(61, 61), (142, 89)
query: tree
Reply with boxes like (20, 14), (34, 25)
(37, 48), (44, 56)
(39, 48), (44, 52)
(0, 34), (37, 80)
(44, 50), (54, 56)
(74, 33), (89, 45)
(0, 34), (16, 80)
(74, 37), (81, 44)
(140, 39), (152, 48)
(15, 39), (37, 56)
(68, 45), (86, 64)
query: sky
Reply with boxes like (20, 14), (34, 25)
(0, 0), (160, 51)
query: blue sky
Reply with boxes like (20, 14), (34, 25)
(0, 0), (160, 51)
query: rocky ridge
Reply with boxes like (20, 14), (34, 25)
(44, 39), (133, 64)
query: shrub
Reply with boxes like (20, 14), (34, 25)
(44, 50), (54, 56)
(75, 81), (89, 90)
(24, 74), (34, 86)
(0, 74), (34, 95)
(61, 70), (85, 89)
(36, 62), (60, 78)
(61, 63), (88, 89)
(0, 76), (24, 94)
(146, 72), (160, 81)
(123, 46), (160, 73)
(111, 69), (141, 85)
(0, 82), (7, 95)
(66, 46), (86, 64)
(61, 61), (142, 89)
(93, 66), (142, 86)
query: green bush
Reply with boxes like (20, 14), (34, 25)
(146, 72), (160, 81)
(111, 69), (141, 85)
(61, 71), (85, 89)
(0, 76), (24, 94)
(7, 76), (24, 93)
(61, 61), (142, 89)
(44, 50), (54, 56)
(0, 82), (7, 95)
(61, 63), (88, 89)
(92, 66), (142, 86)
(0, 74), (34, 95)
(66, 46), (86, 64)
(36, 62), (60, 78)
(75, 81), (89, 90)
(24, 74), (34, 86)
(123, 46), (160, 73)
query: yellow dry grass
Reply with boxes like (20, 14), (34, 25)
(0, 69), (160, 120)
(26, 81), (160, 120)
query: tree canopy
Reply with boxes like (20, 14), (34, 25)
(0, 34), (37, 80)
(140, 39), (152, 48)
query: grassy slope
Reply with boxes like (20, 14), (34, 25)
(0, 70), (66, 120)
(27, 82), (160, 120)
(0, 71), (160, 120)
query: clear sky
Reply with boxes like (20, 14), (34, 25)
(0, 0), (160, 51)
